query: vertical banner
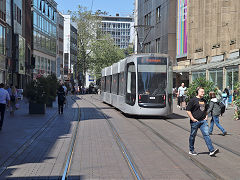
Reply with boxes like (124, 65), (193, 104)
(177, 0), (187, 58)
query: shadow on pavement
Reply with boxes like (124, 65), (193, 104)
(5, 175), (84, 180)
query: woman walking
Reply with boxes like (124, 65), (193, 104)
(207, 92), (227, 136)
(9, 86), (18, 116)
(57, 86), (66, 114)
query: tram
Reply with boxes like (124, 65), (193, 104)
(101, 54), (173, 116)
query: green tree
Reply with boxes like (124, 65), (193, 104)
(71, 6), (126, 81)
(90, 34), (125, 78)
(233, 82), (240, 120)
(70, 6), (107, 84)
(186, 77), (217, 102)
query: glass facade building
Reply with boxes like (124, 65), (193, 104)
(32, 0), (57, 78)
(101, 16), (134, 49)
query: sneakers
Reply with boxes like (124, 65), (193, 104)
(209, 149), (219, 156)
(222, 131), (227, 136)
(189, 150), (198, 155)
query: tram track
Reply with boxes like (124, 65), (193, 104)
(91, 95), (240, 158)
(0, 104), (62, 176)
(80, 96), (143, 180)
(61, 96), (81, 180)
(89, 95), (225, 180)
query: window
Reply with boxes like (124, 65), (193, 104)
(101, 77), (106, 92)
(106, 75), (112, 93)
(156, 6), (161, 24)
(192, 71), (206, 81)
(119, 72), (125, 95)
(0, 25), (5, 55)
(144, 42), (151, 53)
(144, 12), (151, 26)
(226, 67), (238, 91)
(156, 38), (160, 53)
(209, 69), (223, 90)
(111, 74), (119, 95)
(126, 63), (136, 106)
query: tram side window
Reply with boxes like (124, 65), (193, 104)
(119, 72), (125, 96)
(106, 75), (112, 93)
(101, 76), (106, 92)
(126, 64), (136, 106)
(111, 74), (119, 95)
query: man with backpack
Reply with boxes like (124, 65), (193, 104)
(207, 92), (227, 136)
(186, 87), (219, 156)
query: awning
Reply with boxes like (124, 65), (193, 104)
(174, 57), (240, 73)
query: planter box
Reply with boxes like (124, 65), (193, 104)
(29, 103), (46, 114)
(46, 100), (53, 107)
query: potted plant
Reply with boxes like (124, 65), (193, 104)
(23, 77), (48, 114)
(45, 74), (58, 107)
(233, 82), (240, 120)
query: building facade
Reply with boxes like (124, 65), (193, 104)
(56, 12), (64, 80)
(136, 0), (176, 62)
(63, 14), (78, 82)
(0, 0), (6, 83)
(101, 15), (134, 49)
(175, 0), (240, 91)
(32, 0), (57, 79)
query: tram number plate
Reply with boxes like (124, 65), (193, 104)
(150, 97), (156, 100)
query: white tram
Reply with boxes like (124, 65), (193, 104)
(101, 54), (173, 116)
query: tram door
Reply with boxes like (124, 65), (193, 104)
(126, 63), (136, 106)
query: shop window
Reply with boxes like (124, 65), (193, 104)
(226, 67), (239, 91)
(209, 69), (223, 90)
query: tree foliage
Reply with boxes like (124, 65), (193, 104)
(186, 77), (217, 102)
(70, 6), (125, 81)
(233, 82), (240, 119)
(90, 34), (125, 78)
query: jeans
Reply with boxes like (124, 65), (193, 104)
(222, 98), (228, 109)
(0, 103), (6, 128)
(189, 120), (214, 152)
(58, 102), (64, 114)
(209, 116), (226, 134)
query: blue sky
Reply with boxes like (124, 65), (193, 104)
(56, 0), (134, 16)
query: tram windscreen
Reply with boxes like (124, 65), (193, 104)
(138, 57), (167, 96)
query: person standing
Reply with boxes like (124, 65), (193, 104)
(178, 83), (187, 110)
(9, 86), (18, 116)
(186, 87), (219, 156)
(207, 92), (227, 136)
(222, 88), (229, 110)
(57, 86), (66, 114)
(0, 83), (10, 131)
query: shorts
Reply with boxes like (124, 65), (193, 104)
(179, 96), (186, 103)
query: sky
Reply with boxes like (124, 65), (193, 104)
(56, 0), (134, 17)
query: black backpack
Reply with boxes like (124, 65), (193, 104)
(10, 95), (16, 102)
(218, 101), (225, 115)
(58, 93), (65, 102)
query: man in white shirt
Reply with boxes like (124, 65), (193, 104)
(178, 83), (187, 110)
(0, 83), (10, 131)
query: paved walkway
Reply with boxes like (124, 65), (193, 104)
(0, 96), (78, 179)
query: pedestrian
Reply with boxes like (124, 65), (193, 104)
(222, 88), (229, 109)
(215, 87), (222, 101)
(177, 83), (187, 110)
(9, 86), (18, 116)
(207, 91), (227, 136)
(57, 86), (66, 114)
(62, 84), (67, 95)
(0, 83), (10, 131)
(186, 87), (219, 156)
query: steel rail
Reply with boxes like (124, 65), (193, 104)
(61, 96), (81, 180)
(82, 97), (143, 180)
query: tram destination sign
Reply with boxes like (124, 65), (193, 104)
(138, 57), (167, 65)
